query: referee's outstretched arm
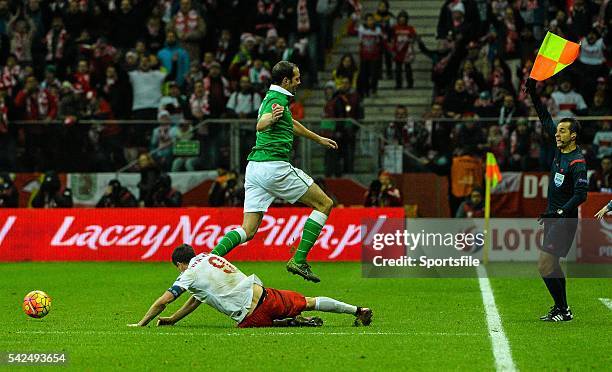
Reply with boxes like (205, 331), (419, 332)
(526, 78), (556, 139)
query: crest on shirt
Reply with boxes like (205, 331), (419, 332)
(554, 172), (565, 187)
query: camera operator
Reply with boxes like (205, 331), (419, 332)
(30, 171), (73, 208)
(96, 179), (138, 208)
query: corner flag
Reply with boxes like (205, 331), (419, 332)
(486, 153), (502, 189)
(530, 32), (580, 81)
(483, 153), (502, 264)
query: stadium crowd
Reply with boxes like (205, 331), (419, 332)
(0, 0), (611, 209)
(367, 0), (612, 176)
(0, 0), (356, 174)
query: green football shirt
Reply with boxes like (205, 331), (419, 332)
(247, 85), (294, 162)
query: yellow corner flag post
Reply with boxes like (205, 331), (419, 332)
(530, 31), (580, 81)
(483, 153), (502, 264)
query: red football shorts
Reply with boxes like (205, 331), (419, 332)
(238, 288), (307, 328)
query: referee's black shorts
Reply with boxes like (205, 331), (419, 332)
(541, 217), (578, 257)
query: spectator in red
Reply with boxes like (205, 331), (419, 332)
(357, 13), (384, 97)
(390, 10), (416, 89)
(14, 76), (57, 121)
(73, 59), (93, 94)
(171, 0), (206, 63)
(455, 188), (484, 217)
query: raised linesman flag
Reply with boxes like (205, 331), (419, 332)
(529, 31), (580, 81)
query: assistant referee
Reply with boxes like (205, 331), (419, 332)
(526, 78), (588, 322)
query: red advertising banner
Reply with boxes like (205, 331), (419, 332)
(579, 193), (612, 263)
(0, 208), (404, 262)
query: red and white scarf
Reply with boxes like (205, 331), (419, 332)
(175, 10), (199, 35)
(190, 93), (210, 117)
(45, 29), (68, 61)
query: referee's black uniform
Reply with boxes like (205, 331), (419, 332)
(527, 79), (588, 321)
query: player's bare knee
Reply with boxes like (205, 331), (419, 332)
(538, 257), (556, 276)
(317, 196), (333, 215)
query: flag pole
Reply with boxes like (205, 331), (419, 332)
(483, 156), (492, 265)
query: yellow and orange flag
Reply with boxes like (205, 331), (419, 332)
(486, 152), (502, 188)
(530, 32), (580, 81)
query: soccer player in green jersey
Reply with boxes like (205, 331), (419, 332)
(210, 61), (338, 283)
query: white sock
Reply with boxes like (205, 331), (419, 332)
(235, 227), (247, 243)
(309, 210), (328, 226)
(314, 297), (357, 315)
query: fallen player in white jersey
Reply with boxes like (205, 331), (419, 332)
(129, 244), (372, 328)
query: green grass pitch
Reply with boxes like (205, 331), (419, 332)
(0, 262), (610, 370)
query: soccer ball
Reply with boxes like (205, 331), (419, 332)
(23, 290), (52, 319)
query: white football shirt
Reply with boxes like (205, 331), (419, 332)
(170, 253), (263, 323)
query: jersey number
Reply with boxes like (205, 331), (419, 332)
(208, 256), (237, 274)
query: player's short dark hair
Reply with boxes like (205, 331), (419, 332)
(559, 117), (581, 139)
(271, 61), (296, 84)
(171, 244), (196, 266)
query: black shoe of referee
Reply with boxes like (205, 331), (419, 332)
(540, 306), (573, 322)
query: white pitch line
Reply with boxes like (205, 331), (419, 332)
(477, 265), (517, 372)
(7, 330), (482, 337)
(599, 298), (612, 311)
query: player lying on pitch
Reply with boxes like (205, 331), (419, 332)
(129, 244), (373, 328)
